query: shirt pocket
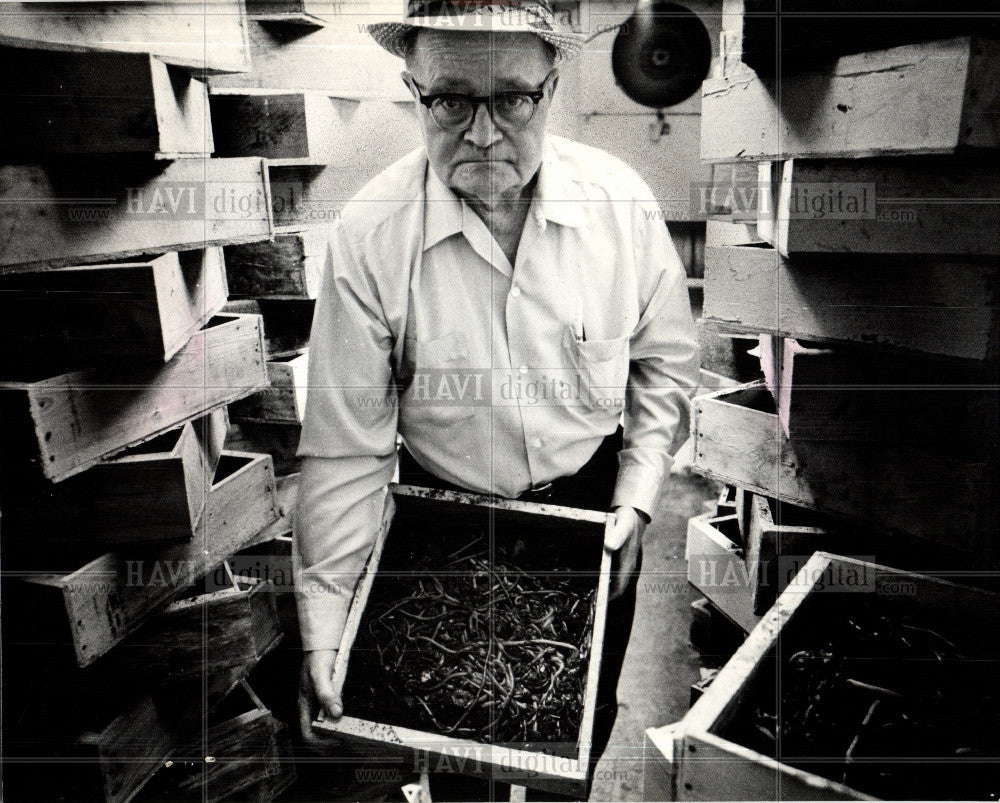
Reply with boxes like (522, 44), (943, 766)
(403, 331), (478, 422)
(566, 330), (630, 416)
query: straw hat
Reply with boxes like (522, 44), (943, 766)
(367, 1), (586, 62)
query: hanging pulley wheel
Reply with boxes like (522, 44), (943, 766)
(612, 1), (712, 108)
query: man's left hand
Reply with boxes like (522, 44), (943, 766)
(606, 506), (646, 600)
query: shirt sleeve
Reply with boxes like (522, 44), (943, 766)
(611, 200), (701, 518)
(293, 224), (399, 651)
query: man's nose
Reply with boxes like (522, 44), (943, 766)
(463, 102), (503, 148)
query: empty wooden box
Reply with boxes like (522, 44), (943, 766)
(0, 157), (272, 272)
(0, 313), (268, 483)
(15, 451), (279, 666)
(691, 382), (995, 551)
(209, 89), (339, 164)
(147, 681), (296, 802)
(224, 297), (315, 358)
(314, 485), (612, 797)
(756, 158), (1000, 257)
(2, 409), (226, 546)
(117, 575), (282, 684)
(685, 512), (758, 633)
(720, 0), (998, 77)
(230, 349), (309, 424)
(702, 242), (999, 362)
(0, 47), (213, 158)
(0, 0), (252, 74)
(0, 247), (228, 366)
(702, 36), (1000, 162)
(224, 228), (326, 299)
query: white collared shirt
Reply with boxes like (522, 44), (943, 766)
(294, 136), (700, 650)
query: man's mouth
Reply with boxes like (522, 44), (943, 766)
(456, 158), (511, 165)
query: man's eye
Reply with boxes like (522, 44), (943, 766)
(436, 97), (467, 112)
(499, 94), (531, 111)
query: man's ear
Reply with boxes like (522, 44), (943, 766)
(549, 70), (560, 97)
(401, 71), (418, 99)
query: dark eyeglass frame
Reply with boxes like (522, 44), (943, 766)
(410, 72), (555, 132)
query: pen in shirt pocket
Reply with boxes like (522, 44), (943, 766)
(574, 297), (587, 342)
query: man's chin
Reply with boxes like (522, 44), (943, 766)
(451, 163), (523, 202)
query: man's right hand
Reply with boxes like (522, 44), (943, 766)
(298, 648), (342, 744)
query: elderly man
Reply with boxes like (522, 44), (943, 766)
(295, 0), (699, 790)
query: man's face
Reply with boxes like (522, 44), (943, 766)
(404, 30), (557, 203)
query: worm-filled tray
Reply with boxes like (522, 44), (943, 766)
(672, 552), (1000, 801)
(314, 485), (612, 796)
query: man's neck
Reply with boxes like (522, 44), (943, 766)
(461, 174), (539, 265)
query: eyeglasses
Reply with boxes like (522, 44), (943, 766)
(412, 73), (554, 132)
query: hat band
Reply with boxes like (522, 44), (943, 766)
(405, 1), (557, 31)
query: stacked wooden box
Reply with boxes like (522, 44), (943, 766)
(663, 1), (1000, 800)
(205, 4), (417, 481)
(0, 4), (297, 800)
(647, 552), (1000, 801)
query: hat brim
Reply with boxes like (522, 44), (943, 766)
(367, 20), (584, 62)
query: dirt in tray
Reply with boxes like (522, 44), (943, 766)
(732, 596), (1000, 800)
(341, 517), (601, 757)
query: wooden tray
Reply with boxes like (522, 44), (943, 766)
(314, 484), (613, 797)
(665, 552), (1000, 800)
(691, 381), (995, 551)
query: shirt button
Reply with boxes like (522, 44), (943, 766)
(510, 285), (522, 298)
(519, 365), (529, 375)
(531, 437), (543, 449)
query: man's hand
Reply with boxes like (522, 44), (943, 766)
(298, 648), (341, 744)
(606, 506), (646, 600)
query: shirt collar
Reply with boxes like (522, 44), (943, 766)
(422, 139), (585, 252)
(534, 138), (586, 229)
(423, 161), (465, 251)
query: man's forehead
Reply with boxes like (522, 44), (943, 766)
(408, 29), (553, 84)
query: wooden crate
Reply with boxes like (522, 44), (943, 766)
(2, 412), (224, 546)
(226, 420), (303, 476)
(246, 0), (336, 25)
(0, 157), (272, 272)
(721, 0), (999, 77)
(669, 552), (1000, 801)
(148, 682), (296, 802)
(116, 576), (282, 684)
(691, 382), (995, 550)
(208, 15), (419, 95)
(702, 163), (760, 223)
(224, 229), (326, 299)
(210, 89), (339, 164)
(2, 647), (280, 803)
(230, 531), (298, 640)
(268, 161), (348, 226)
(756, 158), (1000, 257)
(0, 247), (228, 367)
(743, 493), (841, 616)
(752, 335), (996, 453)
(224, 297), (315, 357)
(0, 0), (252, 74)
(0, 314), (268, 483)
(685, 512), (758, 633)
(643, 721), (683, 801)
(230, 349), (309, 424)
(704, 219), (761, 248)
(0, 48), (213, 158)
(702, 242), (1000, 361)
(314, 485), (613, 797)
(14, 451), (279, 666)
(703, 36), (1000, 162)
